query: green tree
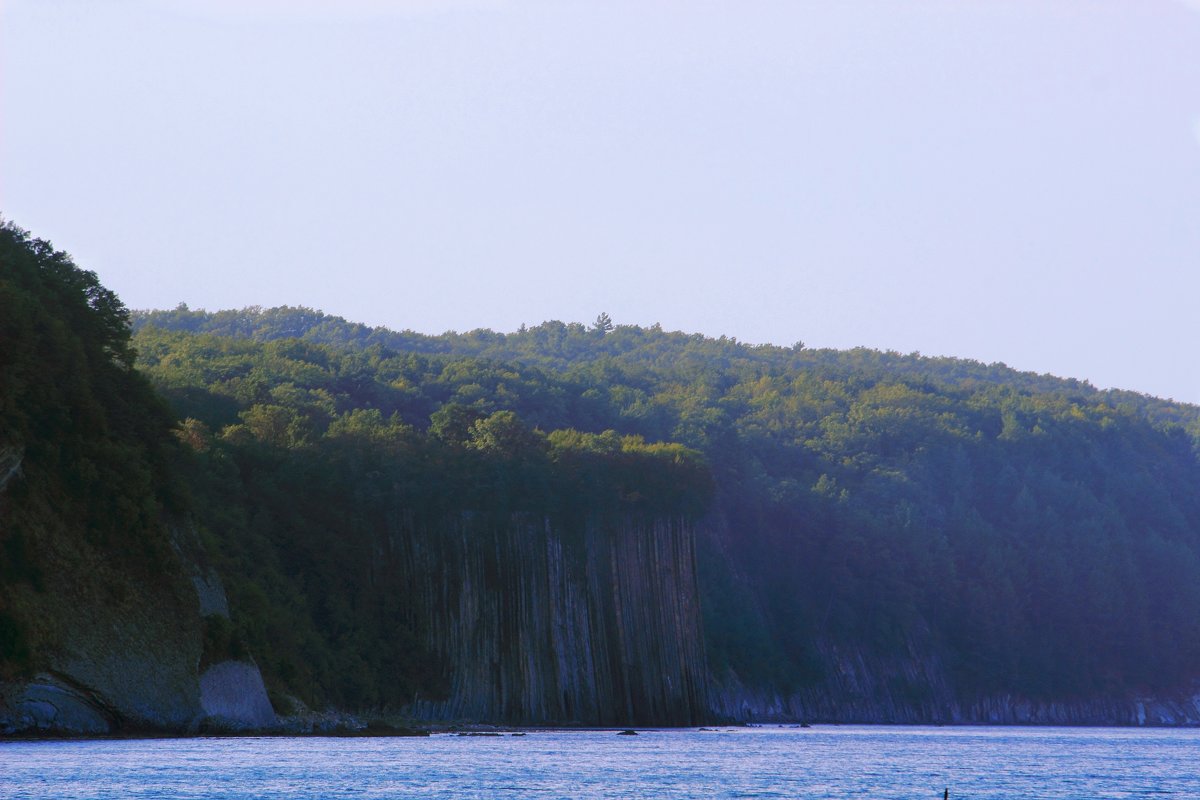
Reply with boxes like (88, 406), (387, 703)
(592, 312), (614, 334)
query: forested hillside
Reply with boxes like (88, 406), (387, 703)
(135, 326), (710, 714)
(1, 225), (711, 730)
(131, 304), (1200, 717)
(0, 225), (188, 677)
(0, 223), (211, 734)
(7, 229), (1200, 729)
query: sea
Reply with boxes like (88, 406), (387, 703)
(2, 725), (1195, 799)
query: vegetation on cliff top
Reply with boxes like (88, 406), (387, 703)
(0, 221), (185, 682)
(132, 304), (1200, 703)
(8, 222), (1200, 715)
(1, 226), (708, 711)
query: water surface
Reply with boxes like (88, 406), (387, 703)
(3, 726), (1195, 799)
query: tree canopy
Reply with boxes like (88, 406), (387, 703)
(132, 304), (1200, 703)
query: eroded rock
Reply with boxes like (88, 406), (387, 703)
(199, 660), (276, 731)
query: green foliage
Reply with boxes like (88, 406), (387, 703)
(0, 608), (32, 678)
(0, 221), (188, 678)
(200, 613), (247, 669)
(133, 320), (710, 709)
(16, 267), (1200, 711)
(135, 305), (1200, 701)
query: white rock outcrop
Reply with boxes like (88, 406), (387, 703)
(199, 660), (276, 731)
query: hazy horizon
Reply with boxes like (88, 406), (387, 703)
(4, 1), (1200, 402)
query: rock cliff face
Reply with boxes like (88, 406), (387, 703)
(709, 638), (1200, 726)
(9, 491), (1200, 730)
(0, 478), (205, 735)
(173, 524), (277, 732)
(399, 512), (709, 726)
(199, 661), (276, 730)
(0, 511), (276, 735)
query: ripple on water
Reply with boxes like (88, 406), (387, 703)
(2, 726), (1199, 800)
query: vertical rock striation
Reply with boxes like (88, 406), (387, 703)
(708, 638), (1200, 726)
(399, 512), (708, 726)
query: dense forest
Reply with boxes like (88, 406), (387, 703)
(128, 303), (1200, 708)
(122, 320), (714, 713)
(0, 222), (206, 732)
(7, 220), (1200, 727)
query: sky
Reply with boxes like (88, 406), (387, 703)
(3, 1), (1200, 402)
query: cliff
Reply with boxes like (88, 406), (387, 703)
(708, 636), (1200, 726)
(0, 222), (278, 736)
(397, 512), (708, 726)
(2, 505), (709, 733)
(132, 304), (1200, 727)
(0, 516), (276, 736)
(13, 222), (1200, 733)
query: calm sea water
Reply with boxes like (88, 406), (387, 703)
(2, 726), (1195, 799)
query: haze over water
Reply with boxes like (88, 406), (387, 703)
(3, 726), (1194, 799)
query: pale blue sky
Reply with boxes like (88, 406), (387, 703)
(3, 1), (1200, 401)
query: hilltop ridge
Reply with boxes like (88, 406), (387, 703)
(6, 230), (1200, 734)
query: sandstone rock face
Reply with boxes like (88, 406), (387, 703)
(1, 618), (203, 736)
(708, 640), (1200, 726)
(3, 503), (708, 733)
(184, 536), (275, 732)
(199, 660), (276, 731)
(401, 513), (710, 726)
(0, 673), (116, 735)
(52, 612), (203, 732)
(0, 545), (205, 735)
(0, 515), (269, 735)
